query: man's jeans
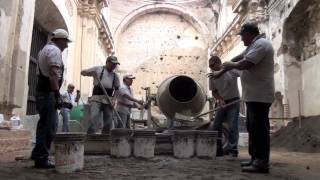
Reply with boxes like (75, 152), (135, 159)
(87, 101), (114, 134)
(211, 100), (240, 156)
(116, 112), (131, 129)
(246, 102), (271, 164)
(60, 108), (70, 132)
(31, 92), (58, 161)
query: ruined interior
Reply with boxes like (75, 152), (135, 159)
(1, 0), (320, 179)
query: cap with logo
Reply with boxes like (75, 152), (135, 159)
(107, 56), (120, 65)
(238, 22), (260, 35)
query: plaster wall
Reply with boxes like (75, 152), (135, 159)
(116, 12), (207, 96)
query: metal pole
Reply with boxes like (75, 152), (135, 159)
(191, 99), (241, 120)
(96, 77), (124, 127)
(298, 90), (302, 128)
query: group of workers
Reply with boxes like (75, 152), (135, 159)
(208, 22), (274, 173)
(30, 29), (143, 169)
(31, 22), (274, 174)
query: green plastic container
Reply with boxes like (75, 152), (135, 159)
(70, 105), (84, 121)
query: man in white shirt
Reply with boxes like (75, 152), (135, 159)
(60, 84), (76, 132)
(208, 55), (241, 160)
(81, 56), (120, 134)
(115, 74), (144, 128)
(31, 29), (71, 169)
(214, 22), (275, 173)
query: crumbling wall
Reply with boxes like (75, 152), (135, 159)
(274, 0), (320, 117)
(116, 12), (208, 96)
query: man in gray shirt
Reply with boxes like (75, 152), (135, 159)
(115, 74), (144, 128)
(208, 55), (240, 160)
(215, 22), (274, 173)
(81, 56), (120, 134)
(31, 29), (71, 168)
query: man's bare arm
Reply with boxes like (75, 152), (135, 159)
(222, 60), (254, 70)
(123, 94), (144, 105)
(230, 54), (244, 62)
(81, 68), (96, 77)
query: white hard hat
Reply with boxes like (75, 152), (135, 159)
(51, 29), (72, 42)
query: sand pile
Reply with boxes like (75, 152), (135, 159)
(271, 116), (320, 153)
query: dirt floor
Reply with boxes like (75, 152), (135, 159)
(0, 147), (319, 180)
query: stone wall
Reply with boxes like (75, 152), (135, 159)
(270, 0), (320, 117)
(0, 0), (35, 119)
(109, 0), (217, 96)
(116, 12), (208, 95)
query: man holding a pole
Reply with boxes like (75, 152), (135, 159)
(81, 56), (120, 134)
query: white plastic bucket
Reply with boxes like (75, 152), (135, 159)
(54, 133), (86, 173)
(10, 115), (22, 129)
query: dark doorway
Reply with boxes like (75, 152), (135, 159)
(26, 21), (48, 115)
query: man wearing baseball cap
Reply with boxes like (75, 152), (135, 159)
(81, 55), (120, 134)
(31, 29), (71, 168)
(115, 74), (144, 128)
(211, 22), (274, 173)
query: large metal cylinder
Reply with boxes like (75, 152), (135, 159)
(156, 75), (206, 122)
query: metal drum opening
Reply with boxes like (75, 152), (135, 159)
(169, 76), (197, 102)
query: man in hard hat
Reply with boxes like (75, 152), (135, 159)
(31, 29), (71, 168)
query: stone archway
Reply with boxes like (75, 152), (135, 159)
(114, 3), (210, 49)
(27, 0), (68, 115)
(282, 0), (320, 117)
(114, 3), (210, 95)
(34, 0), (68, 33)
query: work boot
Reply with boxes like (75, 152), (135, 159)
(242, 159), (269, 173)
(240, 160), (253, 167)
(242, 165), (269, 173)
(34, 160), (55, 169)
(226, 153), (238, 161)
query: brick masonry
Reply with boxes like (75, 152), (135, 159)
(0, 130), (32, 162)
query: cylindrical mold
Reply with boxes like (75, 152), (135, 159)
(85, 134), (110, 155)
(156, 75), (206, 127)
(196, 130), (218, 158)
(110, 128), (132, 158)
(133, 130), (156, 158)
(172, 130), (196, 158)
(155, 133), (173, 155)
(54, 133), (86, 173)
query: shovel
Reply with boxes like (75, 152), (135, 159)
(96, 77), (125, 128)
(174, 99), (241, 121)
